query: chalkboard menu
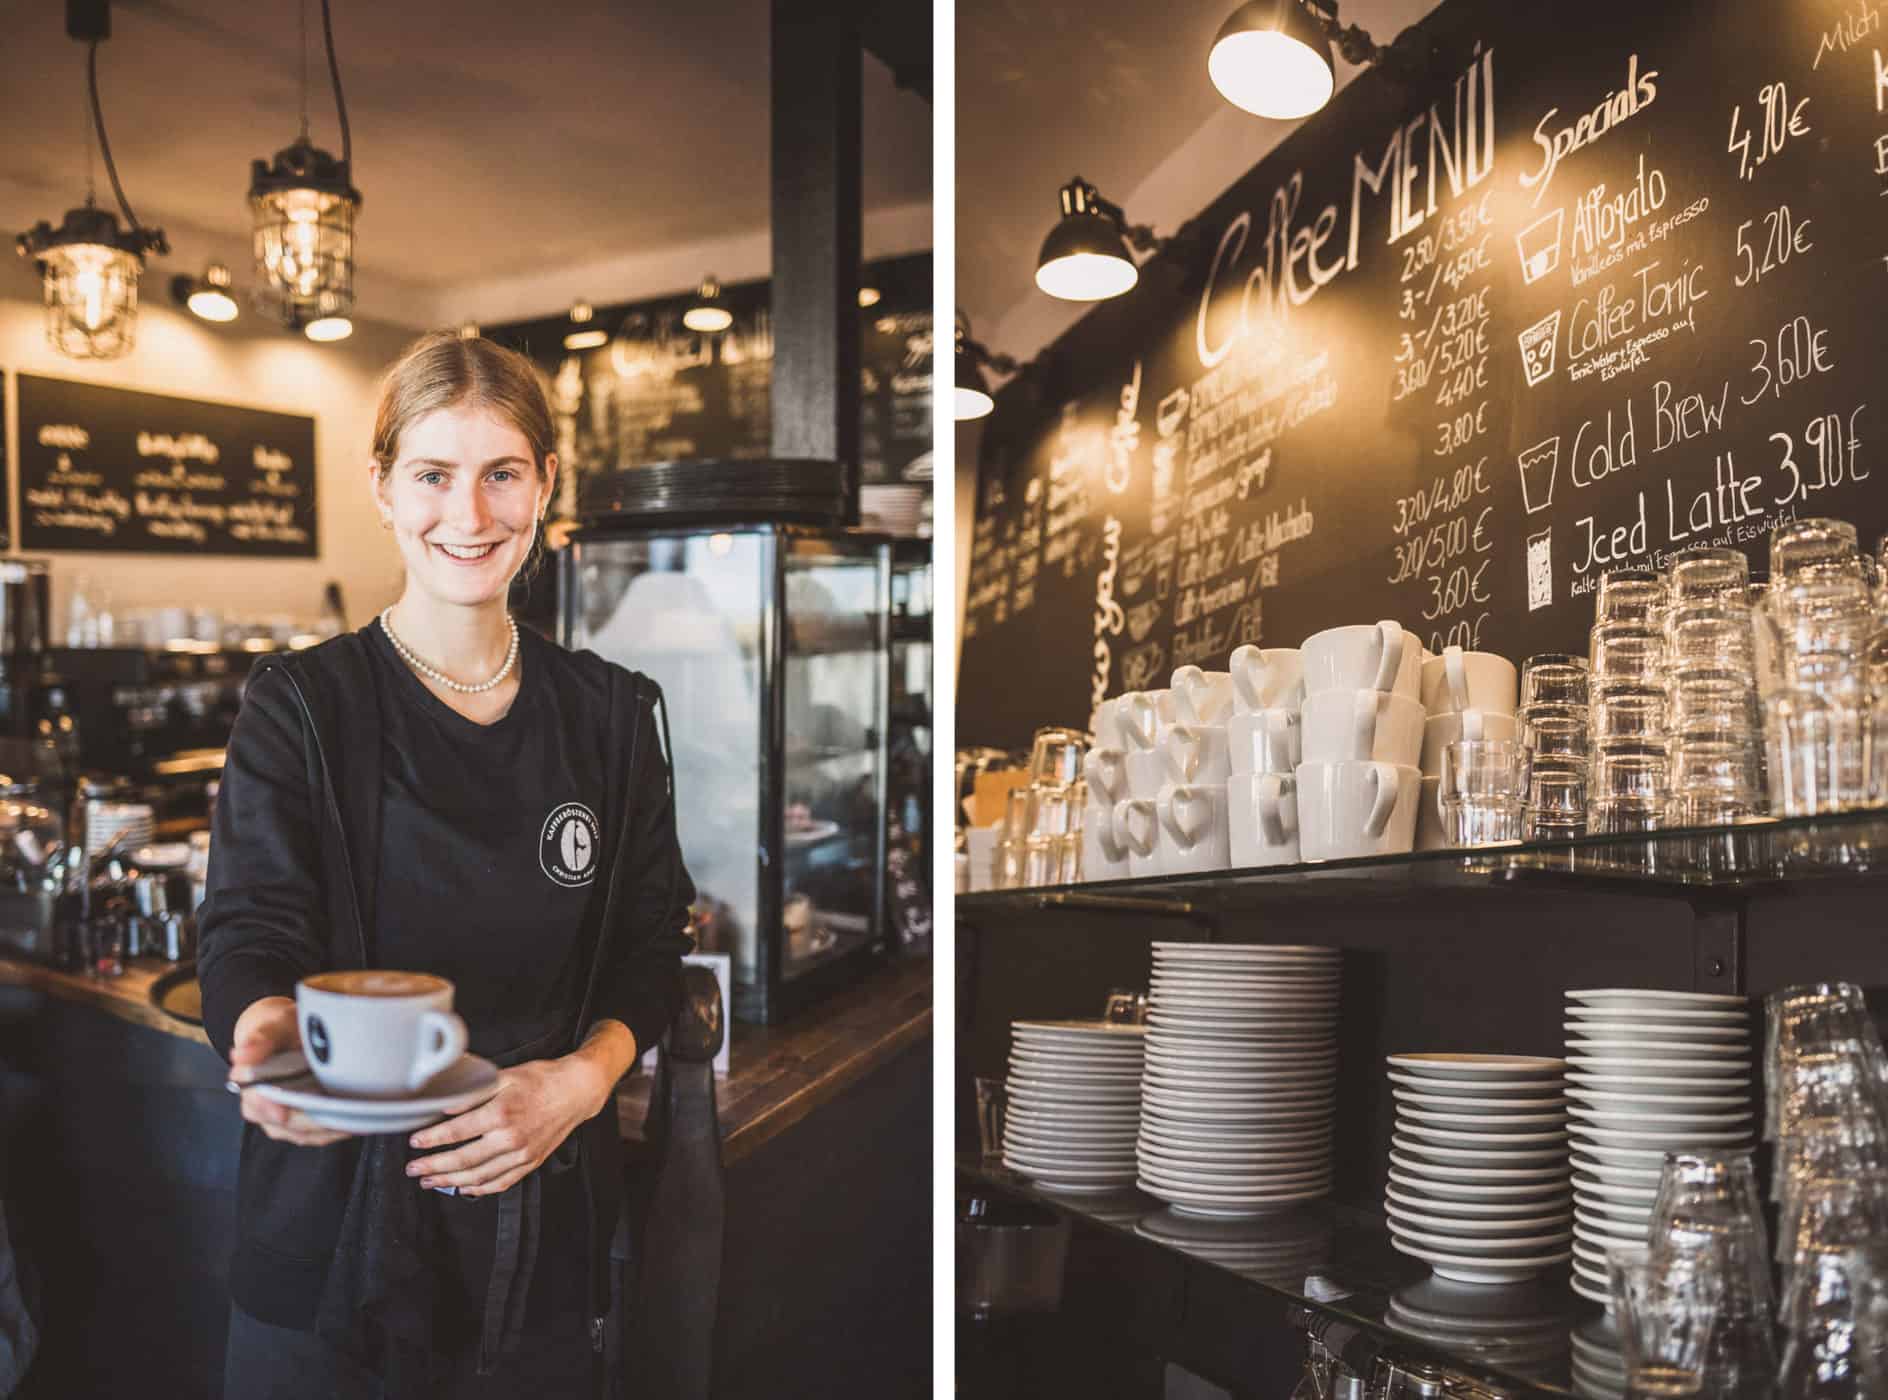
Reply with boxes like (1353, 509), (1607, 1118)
(489, 251), (934, 516)
(14, 375), (318, 556)
(960, 0), (1888, 751)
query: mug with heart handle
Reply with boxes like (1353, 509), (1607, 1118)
(1165, 721), (1233, 785)
(1082, 800), (1131, 880)
(1229, 771), (1300, 867)
(1229, 706), (1301, 776)
(1229, 646), (1304, 713)
(1112, 797), (1162, 878)
(1156, 782), (1230, 875)
(1083, 745), (1130, 807)
(1170, 665), (1236, 725)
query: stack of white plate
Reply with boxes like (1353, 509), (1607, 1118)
(1136, 942), (1341, 1217)
(1001, 1019), (1147, 1191)
(1385, 1053), (1573, 1284)
(1563, 987), (1754, 1308)
(1135, 1205), (1333, 1289)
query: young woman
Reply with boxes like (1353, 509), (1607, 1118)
(198, 330), (695, 1396)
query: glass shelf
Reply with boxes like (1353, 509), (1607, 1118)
(960, 806), (1888, 914)
(960, 1157), (1595, 1399)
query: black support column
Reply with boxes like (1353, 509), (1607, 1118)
(769, 0), (863, 521)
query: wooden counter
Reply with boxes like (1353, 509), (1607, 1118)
(0, 951), (934, 1166)
(615, 955), (932, 1164)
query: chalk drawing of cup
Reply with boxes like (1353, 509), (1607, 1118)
(1515, 209), (1564, 285)
(1517, 437), (1561, 515)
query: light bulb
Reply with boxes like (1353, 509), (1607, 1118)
(304, 315), (352, 341)
(1035, 251), (1139, 301)
(1208, 26), (1335, 119)
(955, 386), (995, 421)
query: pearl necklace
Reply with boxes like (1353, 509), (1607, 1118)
(379, 608), (520, 694)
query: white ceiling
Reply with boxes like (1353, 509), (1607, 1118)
(956, 0), (1441, 364)
(0, 0), (933, 325)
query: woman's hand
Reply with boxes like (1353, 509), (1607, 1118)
(405, 1023), (636, 1196)
(228, 995), (353, 1148)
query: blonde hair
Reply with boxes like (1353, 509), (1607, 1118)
(371, 329), (554, 481)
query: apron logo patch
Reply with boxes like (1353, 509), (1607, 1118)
(541, 803), (600, 887)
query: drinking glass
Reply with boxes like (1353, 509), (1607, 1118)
(1767, 983), (1887, 1140)
(1521, 704), (1588, 759)
(1668, 676), (1760, 740)
(1591, 623), (1667, 690)
(1022, 835), (1061, 887)
(1591, 686), (1670, 745)
(1028, 727), (1087, 787)
(1666, 741), (1761, 825)
(1597, 569), (1667, 625)
(1609, 1247), (1718, 1398)
(1666, 547), (1751, 603)
(1650, 1152), (1773, 1321)
(1526, 757), (1587, 839)
(974, 1076), (1007, 1160)
(1030, 784), (1076, 838)
(1764, 689), (1851, 816)
(1438, 739), (1531, 847)
(1849, 1240), (1888, 1397)
(1522, 653), (1590, 707)
(1772, 517), (1861, 581)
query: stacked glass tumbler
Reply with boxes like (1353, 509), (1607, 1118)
(1662, 547), (1764, 825)
(1587, 569), (1671, 832)
(1518, 653), (1589, 838)
(1754, 519), (1881, 814)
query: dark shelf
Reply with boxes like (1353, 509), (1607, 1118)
(960, 807), (1888, 915)
(959, 1157), (1600, 1399)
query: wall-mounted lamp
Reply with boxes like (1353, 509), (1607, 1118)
(1209, 0), (1426, 119)
(682, 276), (733, 333)
(15, 2), (168, 360)
(858, 286), (881, 308)
(563, 301), (606, 351)
(171, 263), (239, 323)
(954, 314), (1018, 421)
(1035, 178), (1162, 302)
(303, 314), (351, 342)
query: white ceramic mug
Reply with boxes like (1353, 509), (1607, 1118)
(1420, 646), (1519, 717)
(1156, 782), (1231, 875)
(1229, 646), (1305, 712)
(1295, 761), (1421, 861)
(1229, 772), (1300, 867)
(296, 971), (468, 1098)
(1164, 722), (1233, 785)
(1228, 707), (1302, 776)
(1113, 797), (1162, 878)
(1091, 696), (1130, 751)
(1301, 689), (1425, 768)
(1120, 689), (1177, 753)
(1301, 622), (1422, 699)
(1083, 746), (1130, 806)
(1081, 800), (1130, 880)
(1170, 666), (1235, 725)
(1419, 709), (1519, 777)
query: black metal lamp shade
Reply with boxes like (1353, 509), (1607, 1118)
(248, 138), (361, 329)
(1208, 0), (1337, 119)
(1034, 183), (1139, 302)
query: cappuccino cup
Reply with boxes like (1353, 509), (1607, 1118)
(1420, 646), (1519, 717)
(1301, 622), (1422, 700)
(296, 971), (468, 1099)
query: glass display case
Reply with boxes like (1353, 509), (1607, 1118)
(560, 520), (891, 1022)
(886, 540), (932, 950)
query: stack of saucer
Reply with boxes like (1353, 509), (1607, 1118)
(1386, 1278), (1571, 1382)
(1385, 1054), (1573, 1283)
(1001, 1019), (1147, 1192)
(1563, 988), (1754, 1307)
(1136, 1204), (1332, 1289)
(1136, 942), (1340, 1216)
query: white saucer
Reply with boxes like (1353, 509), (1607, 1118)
(1390, 1133), (1564, 1165)
(1566, 989), (1747, 1009)
(1387, 1203), (1573, 1237)
(1396, 1122), (1569, 1147)
(1565, 1006), (1747, 1024)
(1397, 1106), (1568, 1129)
(1386, 1183), (1572, 1217)
(1393, 1089), (1568, 1114)
(1388, 1238), (1573, 1284)
(1568, 1106), (1751, 1128)
(1013, 1019), (1149, 1040)
(1387, 1071), (1565, 1098)
(1566, 1071), (1751, 1092)
(1573, 1175), (1658, 1203)
(1387, 1153), (1568, 1184)
(1386, 1167), (1571, 1201)
(1571, 1124), (1754, 1149)
(1387, 1054), (1566, 1079)
(1565, 1088), (1750, 1112)
(251, 1054), (501, 1134)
